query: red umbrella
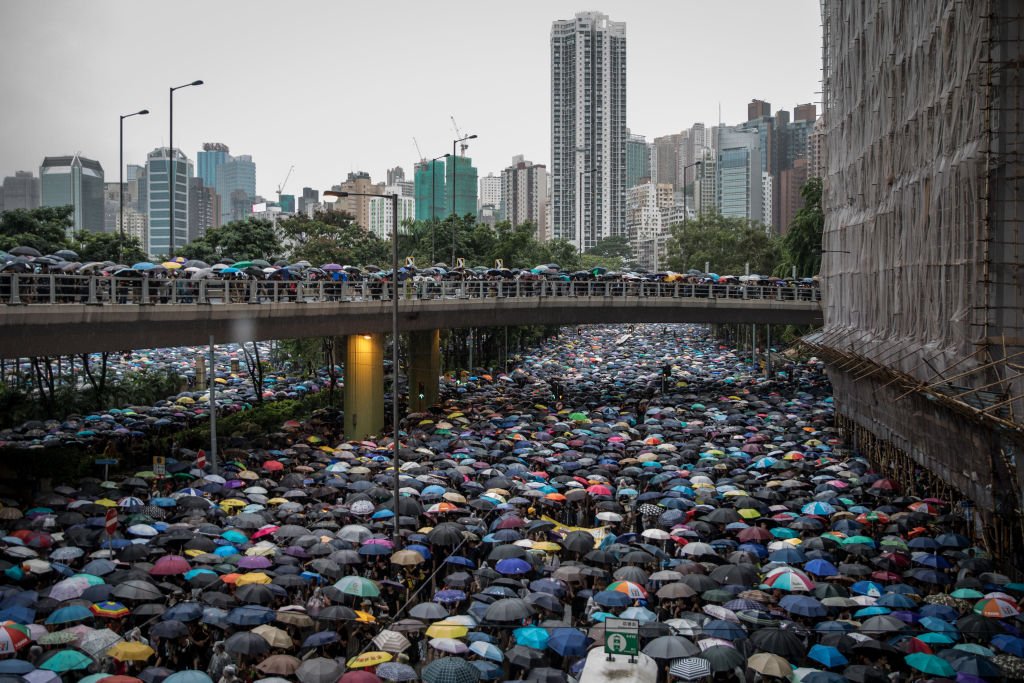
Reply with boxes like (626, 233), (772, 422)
(262, 460), (284, 472)
(150, 555), (191, 576)
(737, 527), (773, 543)
(339, 672), (382, 683)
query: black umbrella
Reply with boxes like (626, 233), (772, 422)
(699, 645), (746, 672)
(483, 598), (533, 622)
(561, 530), (595, 553)
(642, 635), (700, 659)
(225, 631), (270, 656)
(750, 627), (806, 660)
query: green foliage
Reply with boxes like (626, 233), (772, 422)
(73, 230), (147, 264)
(585, 235), (633, 270)
(665, 211), (781, 275)
(178, 218), (283, 262)
(279, 211), (389, 266)
(0, 205), (73, 254)
(777, 177), (823, 278)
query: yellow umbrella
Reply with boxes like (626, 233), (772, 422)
(266, 498), (289, 505)
(95, 499), (117, 508)
(738, 509), (762, 520)
(347, 651), (392, 669)
(533, 542), (562, 553)
(236, 572), (272, 586)
(220, 499), (247, 509)
(161, 261), (183, 270)
(108, 642), (156, 661)
(236, 470), (259, 480)
(425, 622), (468, 639)
(354, 610), (376, 624)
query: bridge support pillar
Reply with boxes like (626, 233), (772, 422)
(407, 329), (440, 412)
(344, 334), (385, 441)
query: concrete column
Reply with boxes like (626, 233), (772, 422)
(407, 329), (440, 412)
(344, 334), (385, 441)
(195, 354), (207, 390)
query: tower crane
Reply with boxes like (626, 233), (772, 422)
(276, 165), (294, 199)
(413, 137), (424, 161)
(451, 116), (472, 155)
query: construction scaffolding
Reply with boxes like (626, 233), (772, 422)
(819, 0), (1024, 566)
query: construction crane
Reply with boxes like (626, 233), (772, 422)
(276, 165), (294, 199)
(451, 116), (472, 155)
(413, 137), (424, 161)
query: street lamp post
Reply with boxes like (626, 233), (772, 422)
(429, 153), (451, 264)
(577, 167), (597, 256)
(168, 80), (203, 258)
(450, 134), (477, 265)
(119, 108), (149, 261)
(326, 189), (401, 546)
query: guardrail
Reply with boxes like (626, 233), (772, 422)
(0, 273), (821, 306)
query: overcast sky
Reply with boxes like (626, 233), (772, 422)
(1, 1), (821, 198)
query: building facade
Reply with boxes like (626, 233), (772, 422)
(500, 156), (548, 238)
(626, 132), (652, 189)
(1, 171), (41, 213)
(367, 191), (416, 240)
(40, 154), (105, 234)
(478, 173), (502, 215)
(414, 159), (447, 221)
(716, 127), (763, 223)
(188, 177), (221, 241)
(197, 143), (229, 190)
(215, 154), (256, 225)
(445, 155), (478, 218)
(626, 182), (674, 271)
(551, 11), (627, 251)
(144, 147), (192, 257)
(332, 172), (382, 230)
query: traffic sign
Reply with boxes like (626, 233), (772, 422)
(196, 450), (206, 471)
(604, 617), (639, 657)
(104, 508), (118, 537)
(494, 259), (504, 269)
(153, 455), (166, 478)
(456, 258), (466, 268)
(405, 256), (416, 267)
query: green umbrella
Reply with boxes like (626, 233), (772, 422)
(39, 649), (94, 672)
(334, 575), (381, 598)
(905, 653), (955, 677)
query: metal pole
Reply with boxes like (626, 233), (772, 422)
(431, 161), (436, 262)
(208, 334), (217, 474)
(391, 194), (401, 547)
(450, 141), (457, 265)
(766, 325), (772, 379)
(119, 116), (124, 261)
(169, 88), (174, 258)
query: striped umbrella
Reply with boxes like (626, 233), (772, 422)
(669, 657), (712, 681)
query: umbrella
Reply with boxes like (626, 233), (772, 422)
(225, 632), (270, 657)
(643, 635), (700, 659)
(669, 657), (712, 681)
(296, 658), (344, 683)
(747, 653), (792, 678)
(39, 650), (93, 672)
(547, 628), (591, 657)
(347, 652), (393, 669)
(164, 673), (214, 683)
(904, 652), (955, 677)
(255, 655), (302, 676)
(376, 662), (418, 681)
(108, 642), (156, 662)
(750, 628), (806, 660)
(421, 657), (481, 683)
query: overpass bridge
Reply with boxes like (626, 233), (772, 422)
(0, 273), (821, 358)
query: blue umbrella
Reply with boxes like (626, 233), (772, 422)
(992, 634), (1024, 657)
(495, 558), (532, 575)
(876, 593), (916, 609)
(0, 660), (34, 674)
(468, 640), (503, 662)
(548, 628), (592, 657)
(164, 671), (214, 683)
(226, 605), (274, 626)
(163, 602), (204, 622)
(303, 631), (339, 648)
(470, 660), (502, 680)
(851, 581), (884, 597)
(593, 590), (631, 607)
(514, 626), (549, 649)
(780, 595), (826, 618)
(39, 649), (93, 672)
(445, 556), (475, 568)
(808, 644), (848, 668)
(804, 559), (838, 577)
(702, 619), (746, 641)
(45, 604), (92, 624)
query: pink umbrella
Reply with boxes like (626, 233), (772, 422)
(150, 555), (191, 576)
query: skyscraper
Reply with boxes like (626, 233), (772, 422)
(144, 147), (192, 257)
(1, 171), (41, 213)
(414, 160), (447, 221)
(333, 171), (382, 230)
(716, 127), (763, 223)
(188, 177), (220, 241)
(652, 134), (683, 189)
(551, 11), (627, 251)
(478, 173), (502, 214)
(215, 155), (256, 224)
(625, 132), (652, 189)
(298, 187), (320, 216)
(197, 143), (229, 189)
(500, 156), (548, 237)
(445, 155), (478, 218)
(40, 154), (105, 233)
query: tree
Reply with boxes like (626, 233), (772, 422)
(178, 218), (282, 262)
(74, 231), (147, 264)
(665, 212), (781, 275)
(586, 235), (633, 269)
(279, 212), (389, 266)
(0, 206), (73, 255)
(777, 177), (823, 278)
